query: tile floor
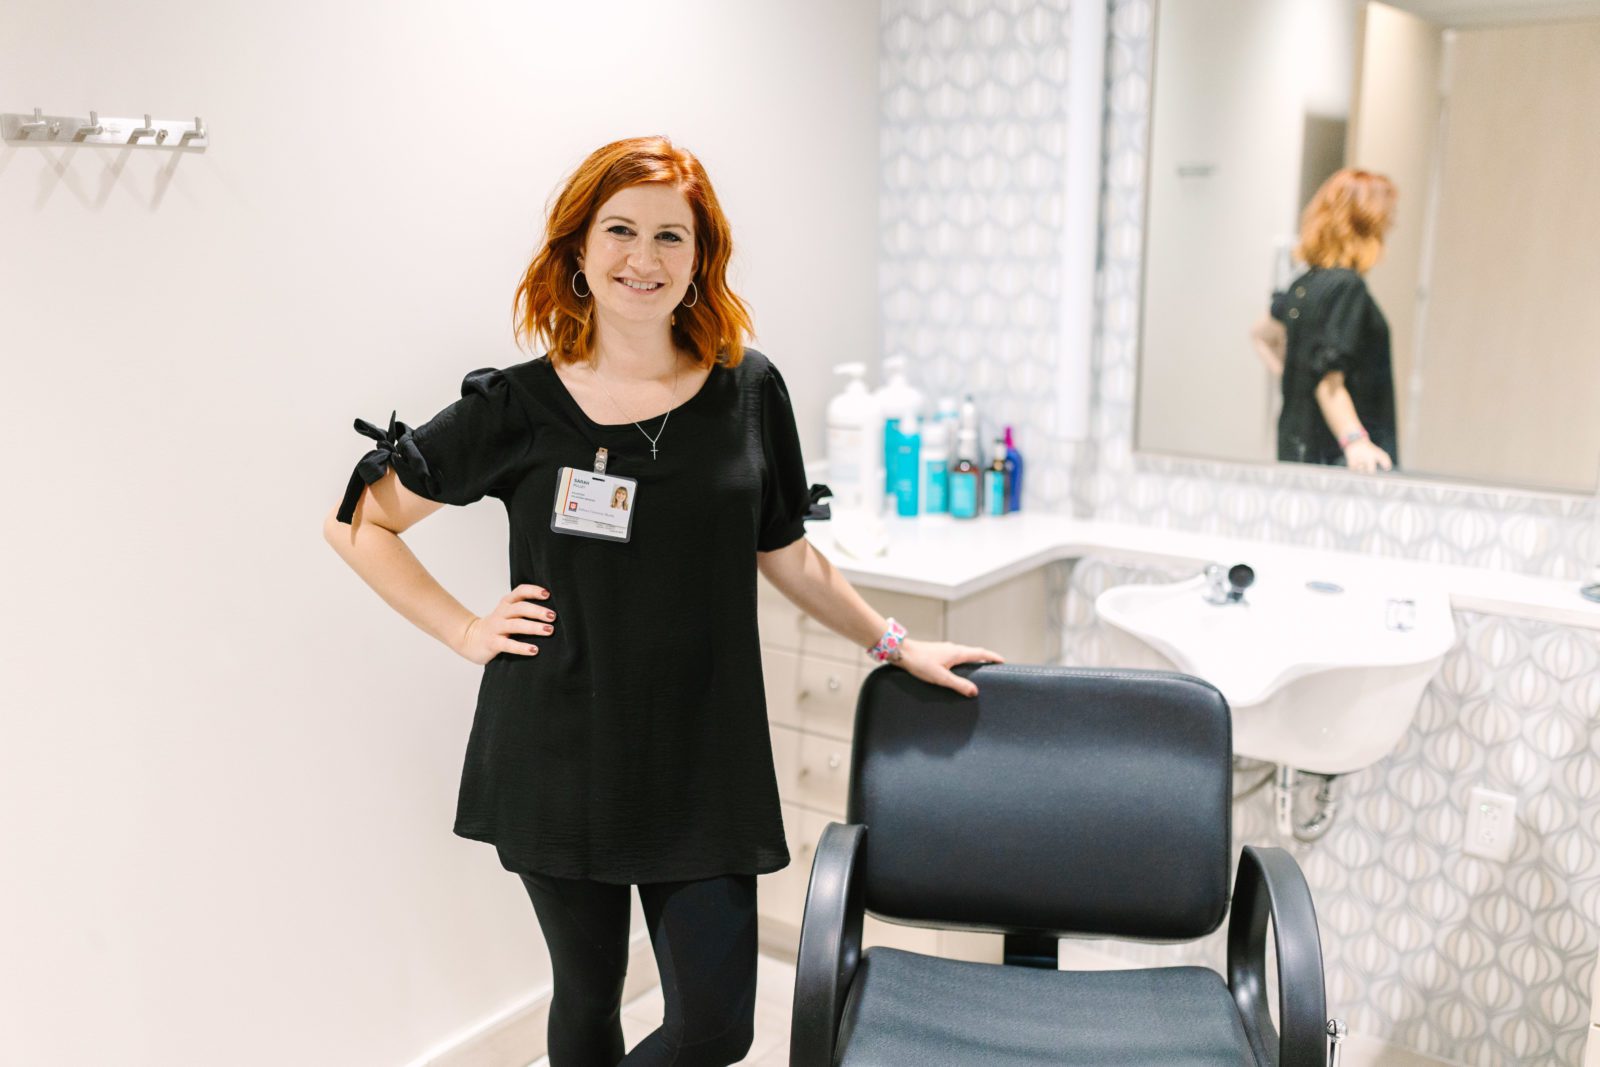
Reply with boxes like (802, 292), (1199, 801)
(524, 951), (796, 1066)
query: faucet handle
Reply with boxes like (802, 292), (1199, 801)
(1204, 563), (1229, 604)
(1203, 562), (1255, 604)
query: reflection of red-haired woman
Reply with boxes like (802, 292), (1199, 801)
(1250, 168), (1400, 473)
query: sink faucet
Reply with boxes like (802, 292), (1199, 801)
(1203, 563), (1255, 605)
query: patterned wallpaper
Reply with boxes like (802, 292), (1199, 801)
(880, 0), (1082, 506)
(880, 0), (1600, 1063)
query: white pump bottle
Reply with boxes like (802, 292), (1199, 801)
(824, 362), (889, 558)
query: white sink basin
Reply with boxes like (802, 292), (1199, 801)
(1094, 570), (1457, 775)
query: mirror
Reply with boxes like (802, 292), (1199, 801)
(1135, 0), (1600, 494)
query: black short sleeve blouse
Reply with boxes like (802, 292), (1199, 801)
(1270, 267), (1399, 468)
(336, 347), (815, 883)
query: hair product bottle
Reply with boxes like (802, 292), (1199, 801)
(983, 437), (1009, 516)
(949, 427), (981, 519)
(825, 363), (881, 517)
(875, 356), (923, 497)
(1003, 425), (1024, 512)
(888, 402), (921, 516)
(921, 418), (949, 514)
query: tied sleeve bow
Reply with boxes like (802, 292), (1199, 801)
(335, 410), (434, 524)
(803, 482), (833, 522)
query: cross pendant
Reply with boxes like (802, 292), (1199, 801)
(651, 444), (659, 460)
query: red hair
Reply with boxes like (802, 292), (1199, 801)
(1294, 167), (1398, 274)
(512, 136), (755, 369)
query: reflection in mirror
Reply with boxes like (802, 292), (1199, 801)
(1136, 0), (1600, 493)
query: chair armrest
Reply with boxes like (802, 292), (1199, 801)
(790, 822), (867, 1067)
(1226, 845), (1328, 1067)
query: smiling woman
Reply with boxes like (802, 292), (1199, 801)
(328, 133), (1000, 1067)
(511, 134), (753, 371)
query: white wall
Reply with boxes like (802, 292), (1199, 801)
(1407, 16), (1600, 491)
(0, 3), (878, 1064)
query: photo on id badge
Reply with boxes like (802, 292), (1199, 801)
(551, 458), (637, 543)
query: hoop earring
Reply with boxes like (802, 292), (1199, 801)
(571, 270), (591, 299)
(680, 280), (698, 308)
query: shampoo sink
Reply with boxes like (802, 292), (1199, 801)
(1094, 567), (1456, 775)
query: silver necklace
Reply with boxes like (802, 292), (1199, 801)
(587, 357), (680, 460)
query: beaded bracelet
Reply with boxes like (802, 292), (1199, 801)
(867, 618), (907, 664)
(1339, 427), (1369, 449)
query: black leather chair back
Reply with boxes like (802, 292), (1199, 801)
(845, 664), (1232, 941)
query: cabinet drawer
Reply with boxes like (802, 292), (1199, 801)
(795, 732), (852, 817)
(761, 803), (832, 936)
(797, 807), (843, 914)
(863, 587), (946, 643)
(770, 721), (802, 804)
(781, 809), (1006, 966)
(757, 580), (806, 654)
(795, 653), (864, 741)
(757, 800), (808, 929)
(758, 575), (948, 655)
(762, 646), (803, 730)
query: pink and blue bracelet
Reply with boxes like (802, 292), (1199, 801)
(867, 618), (907, 664)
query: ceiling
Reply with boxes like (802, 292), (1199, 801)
(1377, 0), (1600, 25)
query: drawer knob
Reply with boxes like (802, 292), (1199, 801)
(827, 675), (841, 691)
(827, 753), (841, 770)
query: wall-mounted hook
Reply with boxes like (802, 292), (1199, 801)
(72, 110), (104, 142)
(19, 107), (59, 139)
(5, 109), (207, 148)
(127, 113), (160, 145)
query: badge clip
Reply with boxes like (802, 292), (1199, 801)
(593, 447), (608, 474)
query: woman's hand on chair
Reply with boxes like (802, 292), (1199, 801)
(894, 639), (1006, 698)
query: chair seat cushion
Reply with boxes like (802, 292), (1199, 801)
(835, 946), (1262, 1067)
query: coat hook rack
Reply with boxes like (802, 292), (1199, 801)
(2, 108), (208, 149)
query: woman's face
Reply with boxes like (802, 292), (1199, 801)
(577, 183), (697, 332)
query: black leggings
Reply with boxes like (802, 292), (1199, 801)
(517, 869), (760, 1067)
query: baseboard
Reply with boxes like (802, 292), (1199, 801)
(405, 932), (660, 1067)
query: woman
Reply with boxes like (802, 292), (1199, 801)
(323, 136), (1003, 1066)
(1250, 167), (1400, 474)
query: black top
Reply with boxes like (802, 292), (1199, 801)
(1270, 267), (1399, 469)
(336, 347), (814, 883)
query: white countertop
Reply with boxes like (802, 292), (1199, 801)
(801, 512), (1600, 631)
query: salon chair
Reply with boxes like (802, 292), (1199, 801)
(790, 663), (1333, 1067)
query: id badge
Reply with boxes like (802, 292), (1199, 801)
(551, 451), (637, 543)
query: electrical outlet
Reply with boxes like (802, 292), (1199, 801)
(1464, 786), (1517, 861)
